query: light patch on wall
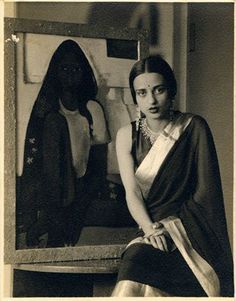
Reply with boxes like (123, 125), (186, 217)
(23, 33), (136, 87)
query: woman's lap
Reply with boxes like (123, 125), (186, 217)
(117, 243), (207, 297)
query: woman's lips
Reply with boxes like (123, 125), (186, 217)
(149, 107), (159, 113)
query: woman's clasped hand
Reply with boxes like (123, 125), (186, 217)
(143, 222), (174, 252)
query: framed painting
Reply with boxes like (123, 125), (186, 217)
(4, 17), (149, 263)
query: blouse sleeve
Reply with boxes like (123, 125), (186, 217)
(87, 100), (111, 145)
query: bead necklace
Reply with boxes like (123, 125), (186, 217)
(140, 118), (162, 145)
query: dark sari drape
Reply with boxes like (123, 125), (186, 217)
(17, 102), (107, 247)
(118, 114), (233, 296)
(145, 115), (233, 296)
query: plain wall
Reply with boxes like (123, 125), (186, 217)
(173, 3), (188, 112)
(16, 1), (92, 23)
(187, 3), (234, 247)
(15, 2), (175, 63)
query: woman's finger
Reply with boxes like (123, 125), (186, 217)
(159, 235), (168, 252)
(151, 236), (165, 250)
(149, 235), (159, 249)
(155, 236), (165, 251)
(152, 228), (166, 236)
(144, 237), (151, 244)
(145, 228), (165, 238)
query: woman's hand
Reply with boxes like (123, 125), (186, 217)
(143, 223), (173, 252)
(144, 233), (169, 252)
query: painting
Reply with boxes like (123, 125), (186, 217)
(4, 17), (149, 263)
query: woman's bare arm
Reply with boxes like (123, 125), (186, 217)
(116, 125), (163, 238)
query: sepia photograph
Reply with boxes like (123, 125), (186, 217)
(2, 1), (234, 299)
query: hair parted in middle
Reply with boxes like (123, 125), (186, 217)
(129, 55), (177, 104)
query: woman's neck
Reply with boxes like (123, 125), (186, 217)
(60, 90), (79, 111)
(145, 117), (170, 133)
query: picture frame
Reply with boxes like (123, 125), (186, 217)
(4, 17), (149, 264)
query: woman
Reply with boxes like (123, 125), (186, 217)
(17, 40), (109, 248)
(112, 55), (233, 296)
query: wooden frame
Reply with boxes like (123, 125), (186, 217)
(4, 17), (149, 264)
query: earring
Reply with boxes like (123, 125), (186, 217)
(169, 99), (175, 121)
(136, 106), (141, 131)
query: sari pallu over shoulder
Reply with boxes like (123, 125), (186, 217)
(136, 114), (233, 296)
(135, 113), (193, 199)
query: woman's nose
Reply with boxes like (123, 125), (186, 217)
(147, 92), (157, 104)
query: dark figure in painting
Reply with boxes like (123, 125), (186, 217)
(16, 40), (109, 248)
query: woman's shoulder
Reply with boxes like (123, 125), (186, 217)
(86, 100), (111, 143)
(87, 99), (103, 111)
(191, 114), (210, 131)
(116, 124), (132, 152)
(86, 100), (105, 121)
(179, 112), (211, 138)
(180, 112), (209, 129)
(117, 123), (132, 137)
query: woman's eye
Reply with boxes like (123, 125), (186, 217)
(59, 66), (68, 72)
(136, 90), (146, 97)
(153, 86), (166, 95)
(72, 66), (82, 72)
(59, 66), (82, 72)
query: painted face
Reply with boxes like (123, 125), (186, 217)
(133, 72), (171, 120)
(57, 53), (83, 90)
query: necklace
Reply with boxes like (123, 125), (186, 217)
(140, 118), (162, 145)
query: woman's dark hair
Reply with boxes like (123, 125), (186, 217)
(33, 39), (98, 118)
(129, 55), (177, 104)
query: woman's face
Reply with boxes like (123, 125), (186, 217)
(57, 52), (83, 91)
(133, 72), (171, 120)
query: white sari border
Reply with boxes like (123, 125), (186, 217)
(161, 216), (220, 297)
(135, 113), (193, 199)
(124, 216), (220, 296)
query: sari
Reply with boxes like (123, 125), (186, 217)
(17, 97), (109, 248)
(112, 112), (233, 297)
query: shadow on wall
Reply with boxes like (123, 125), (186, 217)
(87, 3), (159, 47)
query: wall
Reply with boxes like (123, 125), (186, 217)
(3, 1), (16, 17)
(187, 3), (234, 247)
(17, 2), (92, 24)
(15, 2), (175, 61)
(173, 3), (189, 112)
